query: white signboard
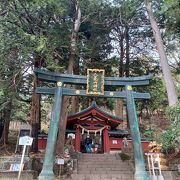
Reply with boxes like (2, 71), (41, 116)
(19, 136), (33, 146)
(112, 140), (118, 144)
(56, 158), (65, 165)
(10, 164), (24, 171)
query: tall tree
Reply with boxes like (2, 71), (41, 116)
(56, 0), (81, 155)
(107, 0), (151, 118)
(145, 0), (179, 106)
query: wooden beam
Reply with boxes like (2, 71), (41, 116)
(62, 88), (150, 99)
(36, 87), (55, 95)
(34, 68), (152, 86)
(36, 87), (150, 99)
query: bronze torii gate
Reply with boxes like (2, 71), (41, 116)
(35, 68), (152, 180)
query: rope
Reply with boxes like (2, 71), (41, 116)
(77, 124), (109, 135)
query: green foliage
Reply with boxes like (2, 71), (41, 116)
(0, 0), (76, 121)
(165, 104), (180, 121)
(143, 124), (159, 141)
(163, 0), (180, 35)
(11, 99), (30, 122)
(137, 77), (168, 112)
(158, 124), (180, 153)
(93, 98), (115, 111)
(158, 104), (180, 153)
(119, 152), (131, 161)
(147, 78), (168, 110)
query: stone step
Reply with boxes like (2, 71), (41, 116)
(78, 162), (131, 166)
(79, 154), (119, 157)
(78, 162), (132, 169)
(71, 174), (134, 180)
(78, 159), (129, 163)
(76, 153), (134, 179)
(78, 162), (129, 167)
(78, 158), (121, 162)
(78, 166), (133, 171)
(78, 154), (120, 159)
(0, 170), (38, 180)
(77, 170), (134, 174)
(78, 157), (121, 161)
(79, 154), (120, 157)
(78, 157), (121, 160)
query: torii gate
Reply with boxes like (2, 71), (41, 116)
(35, 68), (152, 180)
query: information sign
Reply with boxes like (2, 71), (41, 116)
(19, 136), (33, 146)
(112, 140), (118, 144)
(10, 164), (24, 171)
(56, 158), (64, 165)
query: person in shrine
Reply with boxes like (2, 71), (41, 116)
(84, 134), (92, 153)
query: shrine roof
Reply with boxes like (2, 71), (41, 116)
(109, 130), (130, 137)
(67, 101), (123, 128)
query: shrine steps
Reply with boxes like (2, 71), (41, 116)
(71, 153), (134, 180)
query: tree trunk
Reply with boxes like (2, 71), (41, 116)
(30, 54), (44, 152)
(56, 0), (81, 155)
(4, 121), (10, 144)
(0, 125), (4, 140)
(145, 0), (179, 106)
(119, 33), (124, 77)
(115, 33), (124, 120)
(125, 26), (130, 77)
(115, 100), (124, 119)
(2, 100), (12, 144)
(71, 58), (80, 114)
(71, 96), (79, 114)
(56, 96), (69, 155)
(56, 54), (75, 155)
(30, 75), (41, 152)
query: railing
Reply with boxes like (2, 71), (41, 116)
(145, 153), (164, 180)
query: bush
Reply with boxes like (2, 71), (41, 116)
(158, 104), (180, 154)
(119, 152), (131, 161)
(166, 104), (180, 122)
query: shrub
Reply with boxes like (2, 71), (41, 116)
(119, 152), (131, 161)
(158, 104), (180, 154)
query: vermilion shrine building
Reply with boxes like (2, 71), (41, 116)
(38, 101), (150, 153)
(65, 101), (149, 153)
(38, 101), (149, 153)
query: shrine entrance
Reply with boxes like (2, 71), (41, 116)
(35, 68), (152, 180)
(81, 132), (103, 153)
(66, 101), (125, 153)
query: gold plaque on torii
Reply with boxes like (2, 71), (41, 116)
(86, 69), (105, 96)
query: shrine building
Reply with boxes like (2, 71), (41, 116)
(38, 101), (150, 153)
(66, 101), (130, 153)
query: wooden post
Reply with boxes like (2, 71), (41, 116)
(17, 145), (26, 180)
(75, 126), (81, 152)
(103, 128), (110, 153)
(39, 82), (63, 180)
(126, 85), (149, 180)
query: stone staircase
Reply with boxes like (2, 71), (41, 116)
(71, 153), (134, 180)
